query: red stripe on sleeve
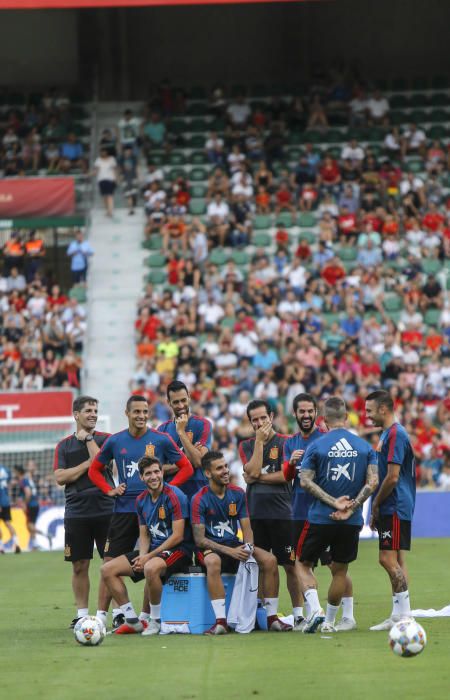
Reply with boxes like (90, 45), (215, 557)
(198, 417), (211, 446)
(283, 459), (296, 481)
(165, 487), (182, 520)
(238, 440), (251, 466)
(171, 454), (194, 486)
(387, 424), (398, 463)
(191, 487), (207, 524)
(88, 455), (111, 494)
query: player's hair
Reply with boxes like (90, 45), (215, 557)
(138, 456), (162, 475)
(323, 396), (347, 424)
(201, 450), (224, 472)
(167, 380), (189, 400)
(246, 399), (272, 421)
(366, 390), (394, 412)
(73, 395), (98, 413)
(293, 393), (318, 413)
(14, 465), (25, 474)
(126, 394), (149, 411)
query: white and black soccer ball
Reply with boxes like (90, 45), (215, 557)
(389, 619), (427, 657)
(73, 615), (106, 646)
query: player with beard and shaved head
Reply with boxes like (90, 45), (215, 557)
(157, 380), (212, 500)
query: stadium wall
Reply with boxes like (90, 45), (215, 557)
(0, 10), (78, 85)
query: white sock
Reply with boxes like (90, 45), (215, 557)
(325, 603), (339, 625)
(392, 594), (400, 618)
(293, 606), (304, 619)
(77, 608), (89, 618)
(112, 608), (122, 619)
(341, 596), (354, 619)
(120, 602), (138, 621)
(150, 603), (161, 621)
(303, 598), (310, 619)
(96, 610), (107, 626)
(139, 611), (150, 622)
(264, 597), (279, 617)
(396, 590), (411, 617)
(304, 589), (321, 614)
(211, 599), (226, 620)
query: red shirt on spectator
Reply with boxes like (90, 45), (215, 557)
(401, 330), (423, 346)
(48, 293), (68, 307)
(276, 186), (292, 205)
(295, 241), (312, 260)
(362, 213), (382, 232)
(338, 213), (357, 234)
(321, 262), (346, 286)
(275, 228), (289, 246)
(422, 211), (445, 232)
(136, 315), (161, 341)
(320, 161), (340, 183)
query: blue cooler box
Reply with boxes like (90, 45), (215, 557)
(161, 569), (235, 634)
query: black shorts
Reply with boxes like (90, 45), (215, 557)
(197, 548), (240, 574)
(26, 505), (39, 524)
(297, 522), (361, 564)
(103, 512), (139, 559)
(125, 548), (191, 583)
(0, 506), (12, 522)
(64, 515), (111, 562)
(377, 513), (411, 551)
(251, 518), (295, 566)
(293, 520), (332, 567)
(98, 179), (116, 196)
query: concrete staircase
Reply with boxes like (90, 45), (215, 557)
(83, 103), (145, 431)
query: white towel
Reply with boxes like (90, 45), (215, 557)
(160, 622), (191, 634)
(411, 605), (450, 618)
(227, 549), (258, 634)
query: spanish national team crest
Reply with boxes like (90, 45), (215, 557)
(145, 444), (155, 457)
(186, 431), (194, 443)
(229, 503), (237, 517)
(158, 506), (166, 520)
(269, 447), (279, 460)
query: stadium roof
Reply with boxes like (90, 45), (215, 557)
(0, 0), (309, 8)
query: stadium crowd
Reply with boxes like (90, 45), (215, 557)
(0, 89), (88, 176)
(0, 227), (90, 391)
(125, 78), (450, 488)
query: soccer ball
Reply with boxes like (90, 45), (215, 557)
(73, 616), (106, 646)
(389, 619), (427, 657)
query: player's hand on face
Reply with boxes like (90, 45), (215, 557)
(107, 483), (127, 497)
(231, 545), (251, 562)
(175, 414), (189, 433)
(334, 495), (352, 511)
(290, 449), (304, 465)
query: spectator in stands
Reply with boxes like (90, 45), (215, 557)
(226, 96), (251, 129)
(401, 123), (427, 159)
(205, 131), (225, 166)
(142, 112), (167, 153)
(307, 94), (329, 130)
(117, 109), (141, 153)
(93, 148), (118, 217)
(67, 230), (94, 285)
(367, 90), (390, 126)
(60, 132), (85, 173)
(3, 233), (25, 272)
(24, 231), (45, 283)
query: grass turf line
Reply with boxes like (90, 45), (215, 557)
(0, 539), (449, 700)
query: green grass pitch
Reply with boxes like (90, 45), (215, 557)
(1, 539), (449, 700)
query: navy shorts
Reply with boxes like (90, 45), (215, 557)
(125, 548), (191, 583)
(297, 522), (361, 564)
(377, 513), (411, 551)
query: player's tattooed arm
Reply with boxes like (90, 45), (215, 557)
(331, 463), (379, 520)
(352, 463), (379, 510)
(192, 523), (237, 557)
(300, 469), (351, 510)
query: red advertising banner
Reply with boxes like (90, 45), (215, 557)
(0, 178), (75, 217)
(0, 391), (73, 420)
(0, 0), (304, 7)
